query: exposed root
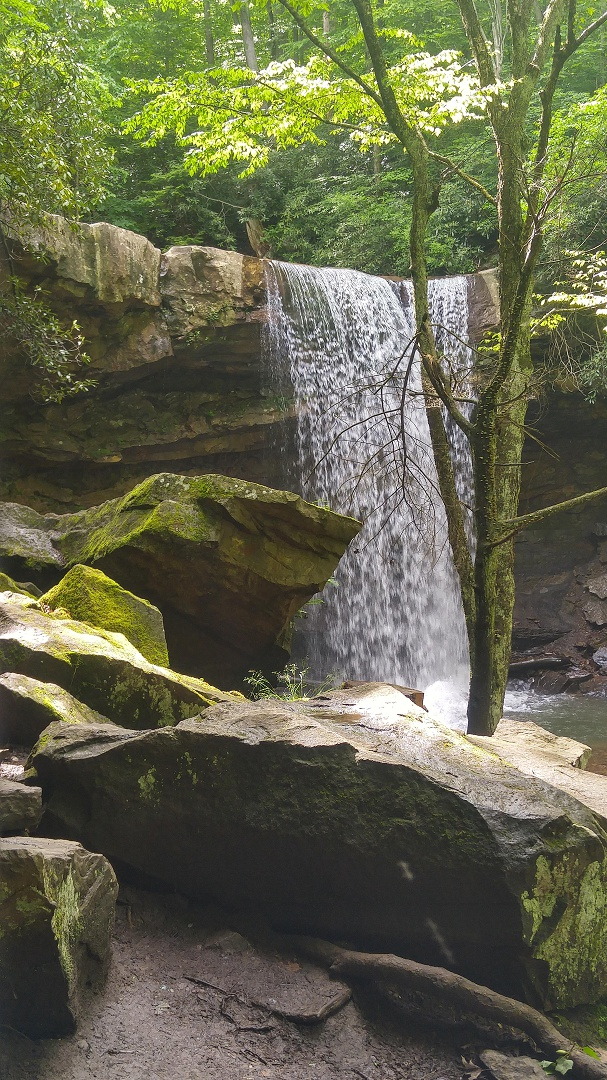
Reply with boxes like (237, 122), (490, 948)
(286, 938), (607, 1080)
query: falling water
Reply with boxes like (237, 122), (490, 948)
(262, 261), (474, 702)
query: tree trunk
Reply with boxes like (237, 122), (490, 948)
(240, 2), (259, 72)
(267, 1), (279, 60)
(203, 0), (215, 66)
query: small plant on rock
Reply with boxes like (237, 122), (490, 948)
(244, 663), (335, 701)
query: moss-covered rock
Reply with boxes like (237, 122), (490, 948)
(0, 835), (117, 1036)
(0, 572), (38, 597)
(41, 564), (169, 666)
(29, 685), (607, 1010)
(0, 473), (361, 686)
(0, 672), (110, 746)
(0, 778), (42, 834)
(0, 592), (237, 729)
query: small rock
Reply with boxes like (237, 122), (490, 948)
(586, 572), (607, 600)
(593, 647), (607, 674)
(0, 777), (42, 834)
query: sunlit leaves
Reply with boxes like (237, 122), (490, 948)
(127, 47), (486, 178)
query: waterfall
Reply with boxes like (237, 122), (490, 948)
(262, 260), (473, 709)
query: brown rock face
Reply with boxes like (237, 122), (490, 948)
(513, 393), (607, 686)
(1, 218), (273, 510)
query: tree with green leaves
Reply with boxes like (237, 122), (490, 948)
(0, 0), (111, 399)
(126, 0), (607, 736)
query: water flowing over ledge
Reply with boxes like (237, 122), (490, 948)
(263, 261), (474, 704)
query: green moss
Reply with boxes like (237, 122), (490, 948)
(0, 572), (35, 596)
(41, 865), (83, 989)
(41, 565), (169, 666)
(138, 767), (158, 800)
(521, 852), (607, 1008)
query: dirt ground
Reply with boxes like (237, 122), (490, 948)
(0, 886), (472, 1080)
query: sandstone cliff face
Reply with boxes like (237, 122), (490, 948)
(0, 217), (273, 510)
(0, 216), (498, 512)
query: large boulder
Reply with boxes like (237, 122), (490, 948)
(0, 592), (236, 728)
(0, 836), (117, 1036)
(0, 672), (111, 746)
(29, 685), (607, 1010)
(40, 564), (169, 667)
(0, 473), (361, 685)
(0, 778), (42, 834)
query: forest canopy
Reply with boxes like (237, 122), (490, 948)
(1, 0), (604, 279)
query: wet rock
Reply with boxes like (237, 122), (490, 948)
(29, 688), (607, 1010)
(0, 778), (42, 834)
(0, 473), (360, 685)
(0, 836), (117, 1036)
(583, 596), (607, 627)
(0, 672), (110, 746)
(586, 572), (607, 600)
(0, 592), (236, 729)
(40, 564), (169, 667)
(592, 647), (607, 674)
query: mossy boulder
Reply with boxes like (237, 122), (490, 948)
(0, 473), (361, 686)
(0, 672), (110, 747)
(0, 592), (237, 729)
(0, 572), (39, 597)
(41, 564), (169, 667)
(29, 685), (607, 1010)
(0, 836), (117, 1036)
(0, 778), (42, 834)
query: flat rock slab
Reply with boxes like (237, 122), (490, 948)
(0, 592), (235, 730)
(469, 718), (591, 768)
(0, 472), (360, 686)
(468, 719), (607, 821)
(181, 929), (351, 1024)
(30, 686), (607, 1009)
(0, 777), (42, 834)
(0, 836), (118, 1037)
(480, 1050), (551, 1079)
